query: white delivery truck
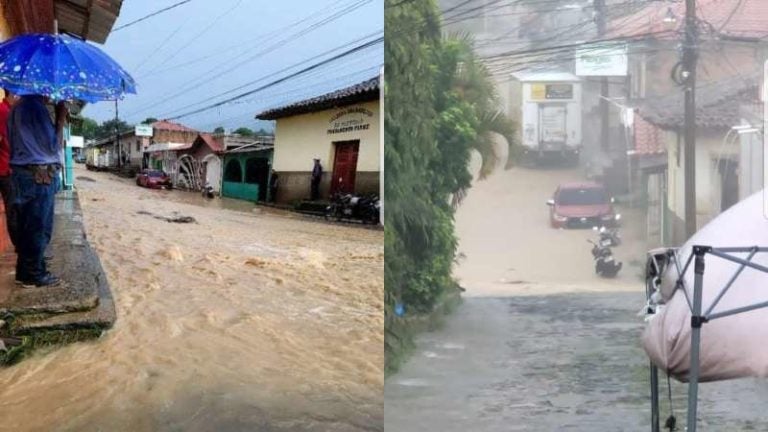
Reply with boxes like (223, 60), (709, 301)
(510, 72), (582, 165)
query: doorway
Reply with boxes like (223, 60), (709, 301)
(718, 158), (739, 212)
(245, 157), (270, 201)
(331, 140), (360, 196)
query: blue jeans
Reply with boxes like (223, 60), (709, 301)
(11, 167), (58, 280)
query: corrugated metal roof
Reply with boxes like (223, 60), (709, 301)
(255, 77), (379, 120)
(55, 0), (123, 44)
(225, 143), (274, 154)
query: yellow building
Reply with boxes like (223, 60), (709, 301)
(256, 77), (381, 204)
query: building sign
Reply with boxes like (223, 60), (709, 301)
(575, 42), (628, 76)
(135, 125), (153, 137)
(327, 106), (373, 135)
(530, 83), (573, 100)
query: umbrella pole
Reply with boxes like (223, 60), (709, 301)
(686, 246), (707, 432)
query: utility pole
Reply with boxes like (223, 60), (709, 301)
(115, 99), (121, 169)
(683, 0), (698, 239)
(595, 0), (610, 153)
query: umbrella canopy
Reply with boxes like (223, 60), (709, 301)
(643, 191), (768, 382)
(0, 33), (136, 103)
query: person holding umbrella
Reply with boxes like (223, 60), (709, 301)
(8, 94), (67, 286)
(0, 32), (136, 287)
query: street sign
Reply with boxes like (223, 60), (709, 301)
(135, 125), (153, 137)
(575, 43), (628, 76)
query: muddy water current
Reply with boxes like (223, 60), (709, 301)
(0, 167), (384, 432)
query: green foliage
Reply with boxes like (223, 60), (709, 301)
(142, 117), (159, 124)
(71, 116), (99, 140)
(213, 126), (225, 134)
(234, 127), (254, 136)
(385, 0), (516, 371)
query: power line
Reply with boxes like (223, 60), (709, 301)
(152, 30), (383, 119)
(113, 0), (195, 32)
(125, 0), (374, 117)
(152, 0), (245, 70)
(167, 36), (383, 121)
(136, 0), (354, 79)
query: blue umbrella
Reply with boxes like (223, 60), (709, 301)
(0, 33), (136, 103)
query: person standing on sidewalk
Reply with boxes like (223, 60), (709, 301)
(0, 89), (19, 250)
(8, 95), (66, 287)
(269, 169), (279, 203)
(310, 158), (322, 201)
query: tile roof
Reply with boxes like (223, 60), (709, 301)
(255, 77), (380, 120)
(608, 0), (768, 40)
(151, 120), (198, 133)
(633, 114), (665, 156)
(636, 77), (760, 129)
(196, 133), (224, 152)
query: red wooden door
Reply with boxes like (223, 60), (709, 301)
(331, 140), (360, 195)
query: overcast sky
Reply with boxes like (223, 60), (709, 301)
(84, 0), (383, 133)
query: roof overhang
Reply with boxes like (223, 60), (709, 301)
(3, 0), (123, 43)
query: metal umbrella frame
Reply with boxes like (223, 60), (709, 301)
(644, 245), (768, 432)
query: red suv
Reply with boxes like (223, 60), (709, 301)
(547, 182), (620, 228)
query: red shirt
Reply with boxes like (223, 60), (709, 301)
(0, 100), (11, 176)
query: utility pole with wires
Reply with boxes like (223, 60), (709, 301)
(115, 99), (121, 169)
(682, 0), (698, 240)
(595, 0), (610, 153)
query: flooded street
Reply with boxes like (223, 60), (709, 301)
(0, 166), (383, 432)
(385, 163), (768, 431)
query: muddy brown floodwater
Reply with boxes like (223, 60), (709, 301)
(0, 166), (384, 432)
(385, 161), (768, 431)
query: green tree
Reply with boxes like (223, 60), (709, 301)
(95, 119), (132, 142)
(142, 117), (158, 124)
(71, 116), (99, 141)
(213, 126), (225, 134)
(233, 127), (254, 136)
(384, 0), (515, 373)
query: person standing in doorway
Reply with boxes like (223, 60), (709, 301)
(9, 95), (65, 287)
(0, 89), (19, 250)
(311, 158), (322, 201)
(269, 169), (279, 203)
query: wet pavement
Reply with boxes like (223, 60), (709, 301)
(384, 293), (768, 431)
(0, 166), (383, 432)
(384, 162), (768, 431)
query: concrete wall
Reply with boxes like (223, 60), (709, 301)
(273, 171), (379, 204)
(666, 128), (738, 240)
(273, 100), (380, 172)
(271, 100), (380, 203)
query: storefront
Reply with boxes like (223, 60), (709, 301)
(255, 77), (380, 204)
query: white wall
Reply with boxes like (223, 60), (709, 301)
(667, 129), (739, 228)
(272, 100), (380, 173)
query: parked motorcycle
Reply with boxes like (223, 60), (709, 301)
(587, 239), (623, 277)
(202, 183), (214, 199)
(593, 225), (621, 247)
(326, 193), (379, 224)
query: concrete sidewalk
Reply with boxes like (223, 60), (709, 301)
(0, 190), (115, 364)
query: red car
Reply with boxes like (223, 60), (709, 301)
(547, 182), (620, 228)
(136, 169), (172, 189)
